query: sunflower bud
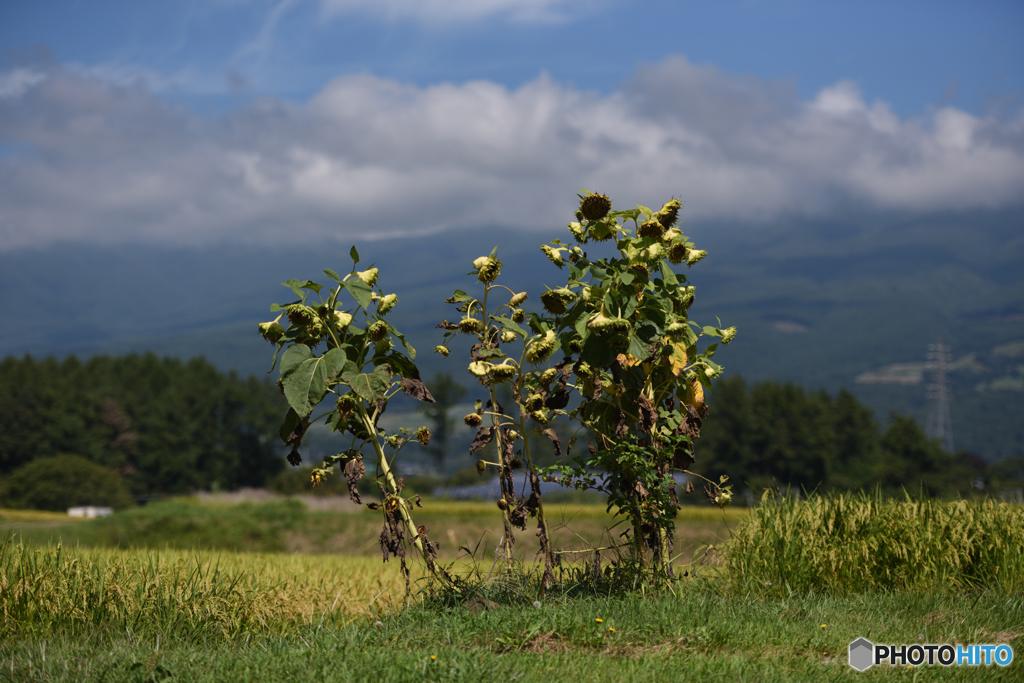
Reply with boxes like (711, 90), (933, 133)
(377, 293), (398, 316)
(586, 311), (629, 333)
(374, 337), (392, 354)
(509, 291), (528, 307)
(459, 317), (483, 334)
(525, 330), (557, 365)
(489, 362), (517, 382)
(258, 321), (285, 343)
(465, 413), (483, 428)
(539, 288), (575, 315)
(579, 193), (612, 221)
(686, 249), (707, 267)
(654, 199), (682, 228)
(568, 338), (583, 353)
(715, 490), (732, 508)
(435, 345), (450, 357)
(468, 361), (490, 377)
(574, 209), (585, 221)
(568, 222), (586, 242)
(476, 459), (488, 473)
(541, 244), (567, 268)
(334, 311), (354, 327)
(368, 321), (388, 342)
(638, 220), (664, 239)
(415, 426), (431, 447)
(356, 268), (379, 287)
(662, 228), (682, 242)
(641, 243), (666, 261)
(525, 393), (544, 411)
(473, 256), (501, 284)
(500, 330), (516, 343)
(507, 429), (519, 440)
(666, 320), (689, 337)
(721, 326), (737, 345)
(511, 308), (526, 323)
(497, 498), (509, 511)
(667, 243), (689, 264)
(539, 367), (559, 385)
(531, 409), (550, 425)
(679, 286), (696, 309)
(336, 394), (358, 419)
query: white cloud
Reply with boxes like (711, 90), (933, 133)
(0, 68), (47, 98)
(0, 57), (1022, 250)
(316, 0), (588, 24)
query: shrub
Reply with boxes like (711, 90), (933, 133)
(0, 455), (135, 511)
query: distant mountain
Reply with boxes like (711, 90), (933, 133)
(2, 208), (1022, 460)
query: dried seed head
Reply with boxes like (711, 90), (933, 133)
(638, 220), (664, 239)
(654, 199), (682, 228)
(356, 268), (379, 287)
(525, 330), (557, 365)
(368, 321), (388, 342)
(464, 413), (483, 428)
(539, 288), (575, 315)
(568, 338), (583, 353)
(489, 362), (517, 382)
(258, 321), (285, 343)
(630, 263), (650, 279)
(511, 308), (526, 323)
(525, 393), (544, 411)
(509, 291), (528, 307)
(579, 193), (612, 221)
(667, 243), (689, 264)
(510, 458), (523, 470)
(539, 367), (559, 385)
(415, 426), (431, 446)
(473, 256), (501, 284)
(497, 498), (509, 511)
(588, 220), (615, 242)
(500, 330), (516, 343)
(530, 409), (550, 425)
(377, 293), (398, 316)
(468, 360), (491, 377)
(287, 304), (316, 326)
(459, 317), (483, 333)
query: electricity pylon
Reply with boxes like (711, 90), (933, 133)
(925, 336), (955, 453)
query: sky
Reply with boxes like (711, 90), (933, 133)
(1, 0), (1023, 250)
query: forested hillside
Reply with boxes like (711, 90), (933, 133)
(0, 354), (285, 498)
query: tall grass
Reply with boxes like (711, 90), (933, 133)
(0, 534), (413, 642)
(724, 490), (1024, 594)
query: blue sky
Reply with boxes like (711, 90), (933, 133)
(1, 0), (1022, 249)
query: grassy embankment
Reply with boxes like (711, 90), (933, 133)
(1, 494), (1022, 681)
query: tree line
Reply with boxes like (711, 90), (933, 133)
(2, 354), (1019, 507)
(0, 353), (285, 500)
(693, 376), (1014, 500)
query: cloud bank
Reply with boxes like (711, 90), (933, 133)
(1, 56), (1022, 250)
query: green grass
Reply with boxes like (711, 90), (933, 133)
(2, 495), (1023, 681)
(724, 491), (1024, 594)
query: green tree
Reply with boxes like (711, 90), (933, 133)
(0, 455), (135, 511)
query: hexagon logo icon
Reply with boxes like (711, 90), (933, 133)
(849, 638), (874, 671)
